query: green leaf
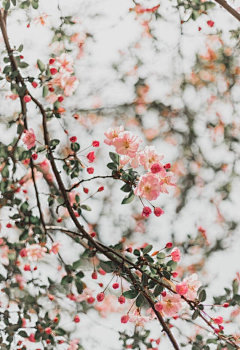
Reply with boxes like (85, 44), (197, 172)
(18, 331), (28, 338)
(54, 328), (66, 336)
(192, 309), (200, 320)
(99, 261), (113, 273)
(107, 162), (117, 170)
(232, 294), (240, 304)
(17, 45), (23, 52)
(123, 290), (138, 299)
(19, 0), (30, 9)
(61, 275), (73, 285)
(191, 10), (201, 20)
(136, 293), (145, 307)
(37, 59), (45, 72)
(11, 0), (16, 5)
(3, 1), (11, 10)
(198, 289), (206, 303)
(1, 165), (9, 178)
(142, 244), (153, 255)
(75, 194), (80, 203)
(71, 142), (80, 152)
(133, 249), (140, 256)
(157, 252), (165, 260)
(73, 259), (82, 270)
(154, 284), (163, 297)
(109, 152), (120, 165)
(206, 339), (217, 344)
(50, 139), (60, 148)
(120, 183), (132, 192)
(121, 191), (135, 204)
(80, 204), (91, 211)
(232, 279), (239, 295)
(18, 62), (29, 69)
(19, 229), (29, 241)
(32, 0), (39, 9)
(42, 85), (48, 98)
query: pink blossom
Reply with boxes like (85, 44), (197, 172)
(22, 129), (36, 150)
(213, 316), (224, 324)
(34, 13), (50, 26)
(121, 314), (129, 323)
(183, 274), (202, 300)
(50, 242), (60, 254)
(160, 172), (177, 194)
(25, 244), (47, 261)
(104, 126), (124, 146)
(161, 293), (183, 317)
(142, 206), (152, 217)
(60, 73), (79, 96)
(56, 53), (74, 73)
(95, 295), (125, 318)
(171, 247), (181, 262)
(67, 338), (80, 350)
(154, 207), (164, 217)
(86, 151), (96, 163)
(138, 146), (164, 171)
(176, 282), (188, 296)
(113, 131), (141, 158)
(134, 173), (161, 201)
(129, 309), (153, 326)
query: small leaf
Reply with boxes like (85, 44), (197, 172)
(120, 183), (132, 192)
(72, 259), (82, 270)
(142, 245), (153, 255)
(37, 59), (45, 72)
(99, 261), (113, 273)
(50, 139), (60, 148)
(122, 191), (135, 204)
(107, 162), (117, 170)
(80, 204), (91, 211)
(18, 62), (29, 69)
(109, 152), (120, 165)
(3, 1), (11, 10)
(192, 309), (200, 320)
(42, 85), (48, 98)
(123, 290), (138, 299)
(136, 293), (145, 307)
(11, 0), (17, 5)
(54, 328), (66, 336)
(198, 289), (206, 303)
(71, 142), (80, 152)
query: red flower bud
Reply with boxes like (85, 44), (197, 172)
(87, 167), (94, 174)
(92, 141), (100, 147)
(87, 296), (95, 304)
(58, 96), (64, 102)
(83, 188), (89, 194)
(118, 295), (126, 304)
(32, 153), (38, 160)
(92, 271), (98, 280)
(45, 327), (51, 334)
(23, 95), (31, 103)
(70, 136), (77, 143)
(97, 292), (105, 302)
(98, 186), (104, 192)
(32, 82), (38, 88)
(50, 68), (58, 75)
(112, 283), (119, 289)
(49, 58), (55, 65)
(74, 315), (80, 323)
(121, 315), (129, 323)
(154, 207), (164, 217)
(166, 242), (173, 249)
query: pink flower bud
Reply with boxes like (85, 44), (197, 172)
(223, 303), (229, 308)
(50, 68), (58, 75)
(92, 141), (100, 147)
(161, 291), (166, 297)
(150, 163), (161, 173)
(171, 247), (181, 262)
(87, 296), (95, 304)
(70, 136), (77, 143)
(74, 315), (80, 323)
(121, 315), (129, 324)
(32, 82), (38, 88)
(87, 151), (96, 163)
(23, 95), (31, 103)
(87, 167), (94, 174)
(154, 207), (164, 217)
(98, 268), (106, 275)
(97, 292), (105, 302)
(32, 153), (38, 160)
(166, 242), (173, 248)
(112, 283), (119, 289)
(45, 327), (51, 334)
(92, 271), (98, 280)
(172, 272), (178, 278)
(29, 333), (36, 342)
(142, 206), (152, 218)
(213, 316), (223, 325)
(118, 295), (126, 304)
(98, 186), (104, 192)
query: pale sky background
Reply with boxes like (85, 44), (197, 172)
(1, 0), (240, 349)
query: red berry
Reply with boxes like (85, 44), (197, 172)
(154, 207), (164, 217)
(49, 86), (54, 92)
(6, 223), (12, 228)
(87, 167), (94, 174)
(161, 291), (166, 297)
(24, 264), (31, 271)
(46, 339), (51, 344)
(74, 315), (80, 323)
(49, 58), (55, 65)
(98, 186), (104, 192)
(126, 247), (133, 253)
(45, 327), (51, 334)
(53, 317), (58, 323)
(166, 242), (173, 249)
(70, 136), (77, 143)
(23, 95), (31, 103)
(223, 303), (229, 308)
(142, 206), (152, 218)
(121, 315), (129, 323)
(57, 217), (62, 223)
(118, 295), (126, 304)
(87, 296), (95, 304)
(32, 82), (38, 88)
(58, 96), (64, 102)
(98, 283), (103, 287)
(207, 20), (214, 27)
(97, 292), (105, 302)
(172, 272), (178, 278)
(50, 68), (58, 75)
(92, 271), (98, 280)
(83, 188), (89, 194)
(20, 55), (24, 59)
(87, 151), (95, 163)
(164, 163), (171, 169)
(90, 232), (96, 238)
(112, 283), (119, 289)
(27, 23), (30, 28)
(32, 153), (38, 160)
(29, 333), (35, 342)
(92, 141), (100, 147)
(33, 266), (37, 271)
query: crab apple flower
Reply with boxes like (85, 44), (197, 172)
(182, 274), (202, 300)
(67, 338), (80, 350)
(213, 316), (223, 324)
(23, 95), (31, 103)
(87, 167), (94, 174)
(160, 172), (177, 194)
(154, 207), (164, 217)
(112, 283), (119, 289)
(176, 282), (188, 296)
(61, 73), (79, 96)
(161, 293), (183, 317)
(121, 314), (129, 323)
(56, 53), (74, 73)
(92, 140), (100, 147)
(118, 295), (126, 304)
(151, 163), (166, 175)
(50, 242), (60, 254)
(22, 129), (36, 149)
(70, 136), (77, 143)
(25, 244), (47, 261)
(74, 315), (80, 323)
(104, 125), (124, 146)
(171, 247), (181, 262)
(134, 173), (161, 201)
(142, 206), (152, 218)
(87, 151), (96, 163)
(139, 146), (164, 171)
(113, 131), (141, 158)
(97, 292), (105, 302)
(155, 301), (163, 312)
(129, 309), (153, 326)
